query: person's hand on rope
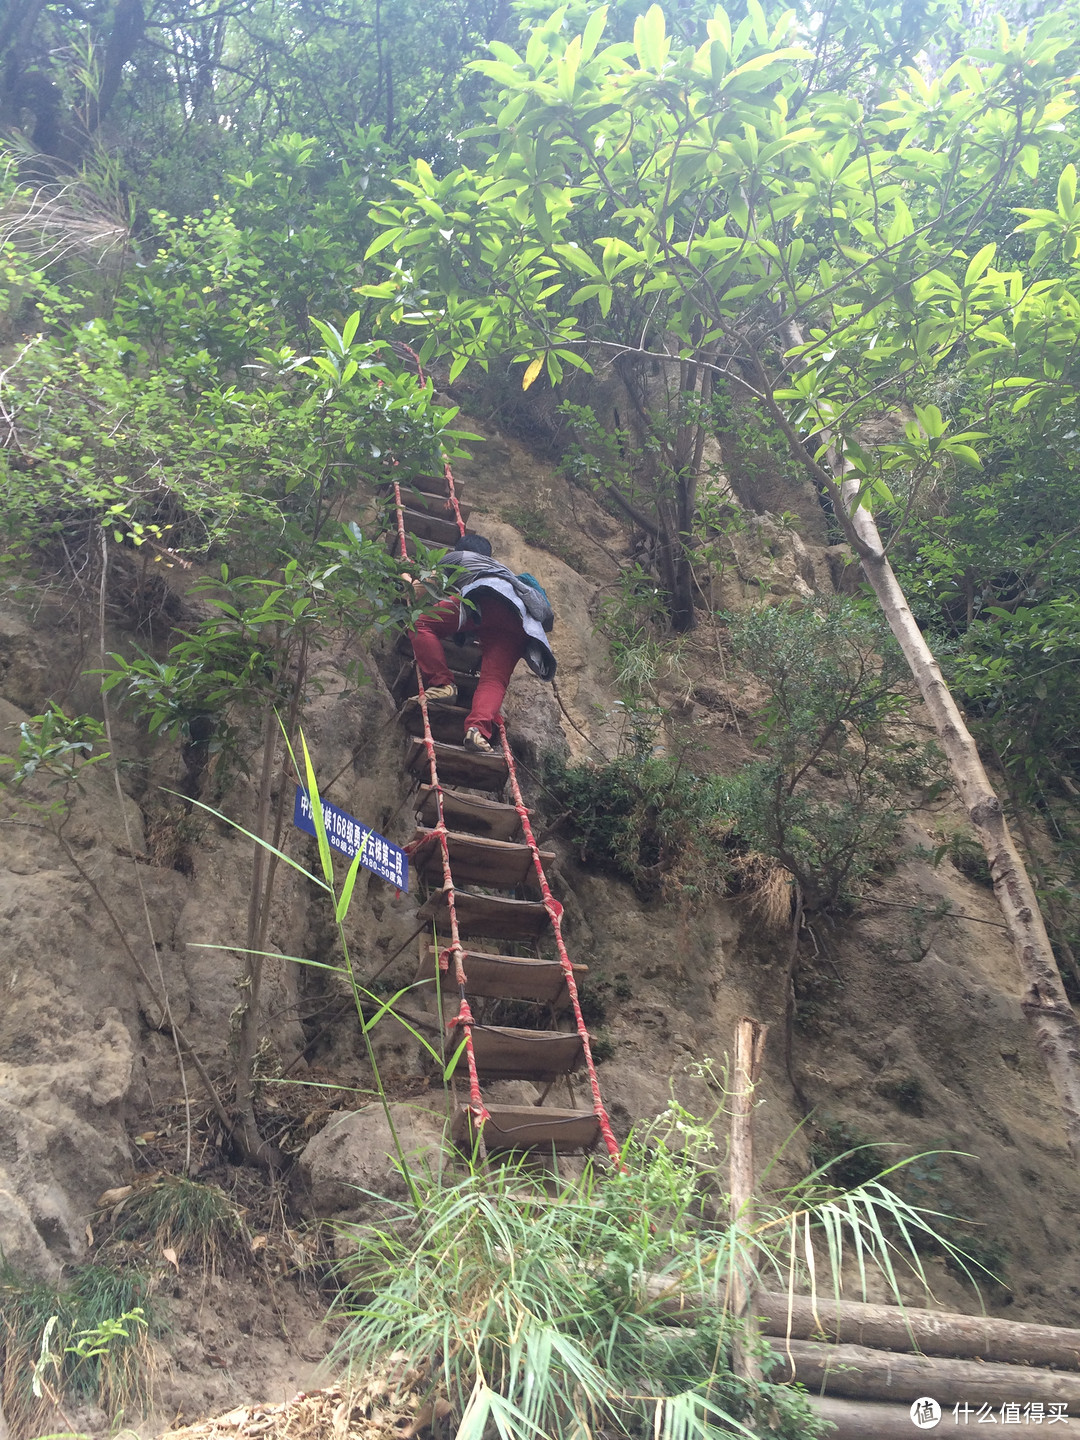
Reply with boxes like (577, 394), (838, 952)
(399, 570), (428, 601)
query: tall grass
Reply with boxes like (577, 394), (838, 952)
(329, 1108), (971, 1440)
(0, 1263), (152, 1436)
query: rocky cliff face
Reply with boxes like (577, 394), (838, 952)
(1, 414), (1077, 1429)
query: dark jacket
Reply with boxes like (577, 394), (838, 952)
(443, 548), (557, 681)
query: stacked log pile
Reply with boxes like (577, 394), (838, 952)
(703, 1019), (1080, 1437)
(758, 1293), (1080, 1436)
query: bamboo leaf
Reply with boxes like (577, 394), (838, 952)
(300, 732), (335, 885)
(335, 831), (370, 923)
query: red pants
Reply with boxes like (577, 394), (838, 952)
(410, 592), (526, 741)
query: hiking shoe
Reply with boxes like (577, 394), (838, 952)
(464, 726), (495, 754)
(424, 683), (458, 704)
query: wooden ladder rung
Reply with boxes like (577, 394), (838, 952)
(388, 488), (472, 525)
(404, 737), (508, 792)
(446, 1025), (584, 1082)
(453, 1104), (601, 1154)
(418, 945), (584, 1007)
(409, 827), (553, 889)
(377, 471), (461, 500)
(417, 786), (520, 841)
(394, 668), (480, 705)
(400, 698), (472, 746)
(386, 507), (463, 547)
(417, 888), (550, 942)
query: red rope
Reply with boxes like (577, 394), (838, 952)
(495, 717), (623, 1166)
(443, 457), (466, 538)
(415, 677), (488, 1128)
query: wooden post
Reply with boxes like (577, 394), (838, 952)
(730, 1016), (768, 1383)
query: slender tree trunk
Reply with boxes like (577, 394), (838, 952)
(235, 706), (280, 1168)
(839, 472), (1080, 1162)
(990, 744), (1080, 995)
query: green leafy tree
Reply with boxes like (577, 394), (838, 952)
(360, 2), (1080, 1159)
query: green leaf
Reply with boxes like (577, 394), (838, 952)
(720, 45), (808, 87)
(1058, 164), (1077, 217)
(964, 242), (996, 288)
(442, 1035), (468, 1082)
(580, 5), (609, 61)
(913, 402), (945, 438)
(634, 4), (667, 70)
(746, 0), (768, 43)
(947, 444), (983, 468)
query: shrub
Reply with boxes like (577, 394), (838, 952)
(719, 600), (945, 912)
(543, 747), (730, 901)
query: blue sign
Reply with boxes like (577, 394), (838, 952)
(293, 788), (408, 892)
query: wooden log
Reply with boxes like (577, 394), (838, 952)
(756, 1292), (1080, 1371)
(776, 1337), (1080, 1405)
(642, 1283), (1080, 1373)
(804, 1396), (941, 1439)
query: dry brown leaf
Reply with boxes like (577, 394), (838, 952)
(163, 1246), (180, 1272)
(85, 1222), (94, 1247)
(250, 1234), (268, 1253)
(97, 1184), (133, 1206)
(331, 1397), (350, 1440)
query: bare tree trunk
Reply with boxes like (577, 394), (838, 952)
(841, 480), (1080, 1161)
(756, 1292), (1080, 1368)
(755, 338), (1080, 1164)
(646, 1287), (1080, 1369)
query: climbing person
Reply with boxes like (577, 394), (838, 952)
(404, 532), (556, 754)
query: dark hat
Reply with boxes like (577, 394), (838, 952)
(456, 532), (493, 557)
